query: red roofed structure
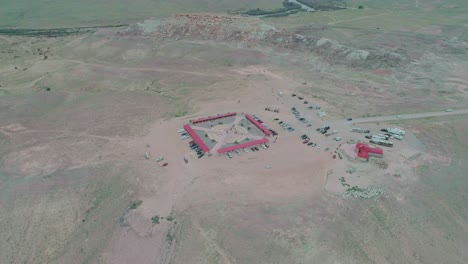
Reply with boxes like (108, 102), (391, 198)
(217, 138), (269, 154)
(245, 114), (272, 136)
(355, 143), (383, 161)
(191, 112), (237, 124)
(183, 124), (210, 153)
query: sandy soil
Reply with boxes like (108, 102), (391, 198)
(0, 11), (467, 264)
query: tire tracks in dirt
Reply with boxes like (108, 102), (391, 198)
(191, 217), (237, 264)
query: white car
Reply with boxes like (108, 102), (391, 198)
(445, 109), (453, 112)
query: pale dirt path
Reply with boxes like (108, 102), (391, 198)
(0, 128), (121, 141)
(328, 12), (394, 26)
(332, 108), (468, 125)
(191, 217), (236, 264)
(45, 59), (231, 78)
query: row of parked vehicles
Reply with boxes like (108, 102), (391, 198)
(292, 93), (321, 109)
(268, 128), (278, 136)
(189, 141), (205, 159)
(277, 120), (295, 132)
(251, 114), (264, 123)
(226, 143), (269, 158)
(301, 134), (321, 148)
(291, 107), (308, 124)
(316, 125), (330, 134)
(178, 128), (190, 140)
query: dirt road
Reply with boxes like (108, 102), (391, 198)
(341, 108), (468, 124)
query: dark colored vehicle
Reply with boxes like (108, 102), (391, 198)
(304, 101), (308, 104)
(279, 121), (283, 124)
(298, 97), (303, 100)
(274, 118), (279, 120)
(381, 129), (388, 132)
(347, 118), (353, 121)
(251, 147), (256, 152)
(307, 124), (312, 127)
(292, 94), (296, 97)
(303, 140), (309, 144)
(307, 142), (314, 146)
(254, 147), (259, 151)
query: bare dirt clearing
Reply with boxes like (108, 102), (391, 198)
(1, 5), (467, 264)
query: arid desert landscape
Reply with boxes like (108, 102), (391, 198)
(0, 1), (467, 264)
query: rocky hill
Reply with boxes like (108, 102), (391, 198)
(131, 13), (409, 69)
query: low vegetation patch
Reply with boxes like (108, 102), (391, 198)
(296, 0), (347, 11)
(129, 200), (143, 210)
(152, 215), (161, 224)
(244, 0), (302, 16)
(343, 186), (384, 199)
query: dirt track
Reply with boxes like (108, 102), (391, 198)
(343, 108), (468, 124)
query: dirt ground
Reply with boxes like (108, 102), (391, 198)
(1, 7), (467, 264)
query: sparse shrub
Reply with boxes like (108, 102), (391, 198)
(166, 215), (175, 222)
(129, 200), (142, 210)
(166, 229), (175, 242)
(152, 215), (160, 224)
(174, 110), (187, 117)
(374, 159), (389, 169)
(358, 5), (364, 9)
(343, 186), (384, 199)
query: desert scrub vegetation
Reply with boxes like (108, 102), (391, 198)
(129, 200), (143, 210)
(244, 0), (301, 16)
(296, 0), (346, 11)
(344, 185), (384, 199)
(152, 215), (161, 224)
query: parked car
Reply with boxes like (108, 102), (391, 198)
(347, 118), (353, 121)
(303, 140), (309, 144)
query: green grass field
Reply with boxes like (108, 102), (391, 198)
(0, 0), (281, 28)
